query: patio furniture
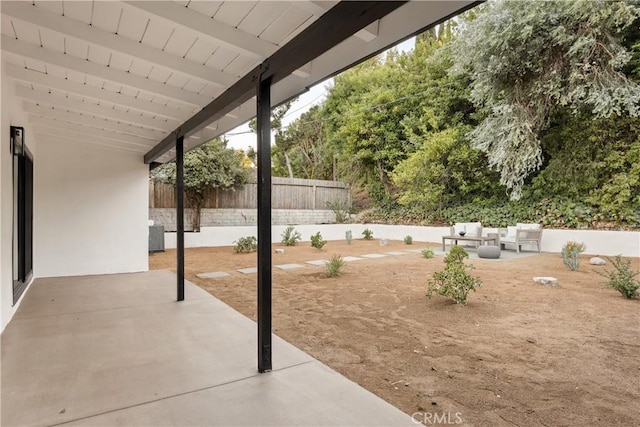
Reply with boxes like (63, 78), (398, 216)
(477, 245), (501, 259)
(499, 223), (543, 253)
(442, 235), (497, 251)
(449, 222), (482, 238)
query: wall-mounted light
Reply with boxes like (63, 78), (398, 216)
(10, 126), (24, 156)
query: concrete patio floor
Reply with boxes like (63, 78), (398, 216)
(1, 270), (414, 426)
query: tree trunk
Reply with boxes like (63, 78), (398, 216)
(284, 151), (294, 179)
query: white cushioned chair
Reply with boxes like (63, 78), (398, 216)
(449, 222), (483, 238)
(499, 223), (543, 253)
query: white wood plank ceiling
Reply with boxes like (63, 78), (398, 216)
(1, 1), (475, 163)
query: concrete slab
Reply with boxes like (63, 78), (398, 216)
(1, 271), (413, 427)
(274, 263), (305, 270)
(306, 259), (329, 266)
(342, 256), (364, 262)
(196, 271), (231, 279)
(237, 267), (258, 274)
(360, 253), (388, 259)
(403, 248), (429, 254)
(383, 251), (410, 256)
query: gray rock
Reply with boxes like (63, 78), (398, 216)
(590, 257), (606, 266)
(533, 277), (559, 287)
(275, 248), (285, 254)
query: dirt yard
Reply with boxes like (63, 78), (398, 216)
(150, 239), (639, 427)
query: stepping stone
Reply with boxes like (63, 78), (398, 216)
(404, 248), (428, 254)
(196, 271), (231, 279)
(343, 256), (364, 262)
(275, 263), (305, 270)
(237, 267), (257, 274)
(383, 251), (409, 256)
(306, 260), (329, 266)
(590, 257), (606, 266)
(533, 277), (558, 287)
(360, 253), (388, 259)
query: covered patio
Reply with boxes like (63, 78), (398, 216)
(2, 270), (413, 426)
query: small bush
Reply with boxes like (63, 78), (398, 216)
(281, 226), (302, 246)
(427, 246), (481, 304)
(404, 235), (413, 245)
(325, 254), (346, 277)
(234, 236), (257, 253)
(362, 228), (374, 240)
(562, 241), (586, 270)
(596, 255), (640, 299)
(345, 230), (352, 245)
(310, 232), (327, 249)
(327, 199), (351, 223)
(422, 248), (435, 259)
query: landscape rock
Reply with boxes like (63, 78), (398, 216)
(275, 249), (285, 254)
(533, 277), (559, 287)
(590, 257), (606, 266)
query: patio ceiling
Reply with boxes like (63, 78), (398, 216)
(1, 1), (476, 164)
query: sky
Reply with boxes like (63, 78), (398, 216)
(224, 37), (416, 151)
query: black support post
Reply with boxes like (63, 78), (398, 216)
(176, 135), (185, 302)
(256, 74), (272, 373)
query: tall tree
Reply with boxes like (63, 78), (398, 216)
(151, 138), (250, 231)
(451, 0), (640, 198)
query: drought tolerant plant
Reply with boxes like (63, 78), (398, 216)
(281, 226), (302, 246)
(362, 228), (374, 240)
(427, 245), (481, 304)
(561, 241), (585, 271)
(310, 232), (327, 249)
(404, 235), (413, 245)
(422, 248), (434, 259)
(233, 236), (257, 253)
(345, 230), (352, 245)
(327, 199), (351, 223)
(325, 254), (346, 277)
(595, 256), (640, 299)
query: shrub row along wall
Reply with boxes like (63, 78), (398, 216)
(150, 208), (337, 231)
(149, 177), (350, 210)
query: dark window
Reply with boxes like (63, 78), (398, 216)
(12, 136), (33, 304)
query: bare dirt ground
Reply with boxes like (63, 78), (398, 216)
(150, 240), (640, 427)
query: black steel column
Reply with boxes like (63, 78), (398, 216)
(256, 74), (272, 373)
(176, 135), (185, 301)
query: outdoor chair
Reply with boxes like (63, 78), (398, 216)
(498, 223), (543, 253)
(448, 222), (483, 248)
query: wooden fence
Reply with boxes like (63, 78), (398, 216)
(149, 177), (350, 210)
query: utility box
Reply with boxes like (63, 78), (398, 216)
(149, 225), (165, 253)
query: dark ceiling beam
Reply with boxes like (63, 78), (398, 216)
(144, 1), (407, 164)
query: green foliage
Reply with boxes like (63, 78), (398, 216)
(422, 248), (435, 259)
(362, 228), (374, 240)
(561, 241), (586, 271)
(427, 246), (481, 304)
(281, 226), (302, 246)
(404, 235), (413, 245)
(151, 138), (250, 231)
(310, 232), (327, 249)
(451, 0), (640, 198)
(233, 236), (257, 254)
(325, 255), (347, 278)
(345, 230), (352, 245)
(596, 256), (640, 299)
(327, 199), (351, 223)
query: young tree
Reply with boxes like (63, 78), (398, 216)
(451, 0), (640, 198)
(151, 138), (250, 231)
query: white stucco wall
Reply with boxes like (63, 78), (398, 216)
(34, 139), (149, 278)
(1, 61), (37, 331)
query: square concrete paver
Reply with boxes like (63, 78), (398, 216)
(196, 271), (231, 279)
(384, 251), (409, 256)
(237, 267), (258, 274)
(343, 256), (364, 262)
(306, 259), (329, 266)
(404, 248), (429, 254)
(360, 253), (388, 259)
(275, 263), (305, 270)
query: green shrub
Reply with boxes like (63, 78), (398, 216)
(362, 228), (374, 240)
(422, 248), (434, 259)
(310, 232), (327, 249)
(345, 230), (352, 245)
(596, 255), (640, 299)
(427, 246), (481, 304)
(561, 241), (585, 270)
(281, 226), (302, 246)
(325, 255), (346, 277)
(233, 236), (257, 253)
(404, 235), (413, 245)
(327, 199), (351, 223)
